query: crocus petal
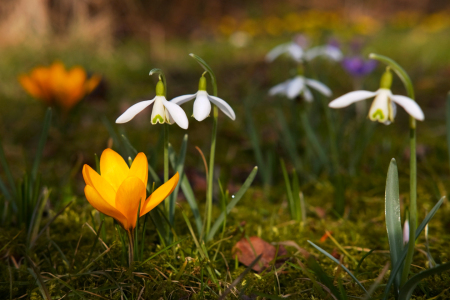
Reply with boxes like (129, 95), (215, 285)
(129, 152), (148, 187)
(303, 87), (314, 102)
(19, 75), (47, 102)
(207, 95), (236, 120)
(115, 176), (146, 230)
(266, 44), (289, 62)
(305, 79), (332, 97)
(329, 90), (378, 108)
(84, 185), (128, 229)
(390, 94), (425, 121)
(269, 81), (289, 96)
(193, 91), (212, 121)
(162, 98), (189, 129)
(286, 76), (304, 99)
(100, 149), (129, 191)
(116, 98), (155, 123)
(82, 165), (116, 207)
(170, 93), (197, 105)
(368, 89), (391, 123)
(141, 172), (179, 216)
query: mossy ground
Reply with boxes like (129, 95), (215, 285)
(1, 30), (450, 299)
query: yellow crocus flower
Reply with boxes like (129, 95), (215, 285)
(82, 148), (179, 231)
(19, 62), (101, 111)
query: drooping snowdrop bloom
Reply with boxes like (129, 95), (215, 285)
(266, 40), (343, 63)
(116, 79), (189, 129)
(329, 69), (424, 124)
(269, 75), (332, 102)
(170, 75), (236, 121)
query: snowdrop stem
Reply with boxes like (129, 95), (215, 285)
(164, 124), (169, 213)
(149, 68), (167, 96)
(370, 53), (417, 286)
(189, 53), (219, 240)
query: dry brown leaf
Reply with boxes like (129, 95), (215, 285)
(232, 236), (288, 272)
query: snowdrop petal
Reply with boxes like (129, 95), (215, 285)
(287, 43), (304, 61)
(286, 76), (304, 99)
(116, 98), (155, 123)
(305, 79), (332, 97)
(390, 94), (425, 121)
(266, 44), (289, 62)
(193, 91), (212, 121)
(170, 93), (197, 105)
(208, 95), (236, 120)
(162, 98), (189, 129)
(305, 46), (343, 61)
(151, 97), (166, 125)
(368, 89), (391, 123)
(329, 90), (377, 108)
(269, 81), (289, 96)
(303, 87), (314, 102)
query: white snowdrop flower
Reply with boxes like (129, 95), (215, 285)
(116, 79), (189, 129)
(269, 75), (332, 102)
(170, 75), (235, 122)
(329, 70), (424, 125)
(266, 41), (342, 63)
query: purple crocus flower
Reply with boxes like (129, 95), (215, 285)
(342, 56), (377, 77)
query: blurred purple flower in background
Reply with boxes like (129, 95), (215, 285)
(342, 56), (377, 77)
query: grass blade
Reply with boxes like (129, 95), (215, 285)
(27, 257), (51, 300)
(382, 196), (445, 300)
(280, 159), (295, 220)
(218, 254), (262, 300)
(300, 111), (328, 166)
(138, 237), (188, 267)
(31, 108), (52, 182)
(207, 166), (258, 241)
(399, 262), (450, 300)
(308, 240), (369, 296)
(189, 53), (217, 95)
(0, 138), (15, 196)
(168, 134), (188, 224)
(385, 158), (403, 292)
(446, 91), (450, 170)
(276, 109), (303, 172)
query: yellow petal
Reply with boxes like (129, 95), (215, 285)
(129, 152), (148, 188)
(30, 67), (53, 102)
(49, 62), (67, 96)
(85, 74), (101, 94)
(84, 185), (128, 229)
(140, 172), (179, 217)
(115, 176), (146, 230)
(82, 164), (116, 207)
(100, 148), (129, 191)
(18, 75), (47, 102)
(60, 67), (87, 110)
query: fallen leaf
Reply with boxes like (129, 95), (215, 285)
(232, 236), (288, 272)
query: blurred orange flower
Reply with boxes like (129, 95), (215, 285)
(19, 62), (101, 111)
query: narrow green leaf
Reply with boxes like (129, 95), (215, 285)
(0, 138), (15, 196)
(27, 188), (50, 248)
(399, 262), (450, 300)
(207, 166), (258, 241)
(446, 92), (450, 170)
(305, 256), (342, 299)
(168, 134), (188, 224)
(280, 159), (295, 220)
(27, 257), (51, 300)
(138, 237), (188, 267)
(385, 158), (403, 291)
(31, 108), (52, 182)
(276, 108), (303, 172)
(382, 196), (445, 300)
(168, 146), (202, 236)
(308, 240), (369, 296)
(292, 169), (302, 222)
(300, 111), (328, 166)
